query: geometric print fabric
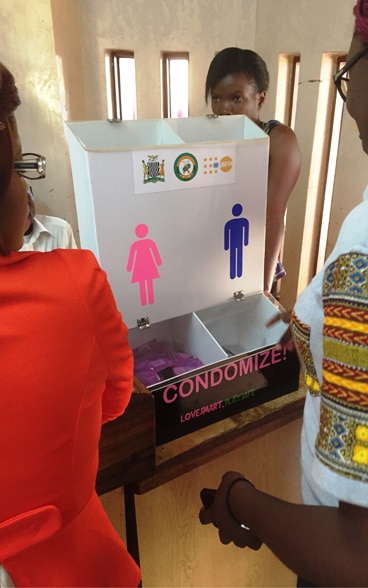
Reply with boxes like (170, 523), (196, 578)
(316, 253), (368, 480)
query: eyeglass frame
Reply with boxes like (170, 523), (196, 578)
(334, 45), (368, 102)
(13, 152), (46, 180)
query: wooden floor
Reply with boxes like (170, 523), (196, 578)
(100, 416), (303, 587)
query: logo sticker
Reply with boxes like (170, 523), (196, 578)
(203, 157), (219, 174)
(203, 155), (233, 175)
(174, 153), (198, 181)
(220, 156), (233, 172)
(142, 155), (165, 184)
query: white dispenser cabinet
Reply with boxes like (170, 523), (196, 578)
(66, 116), (299, 445)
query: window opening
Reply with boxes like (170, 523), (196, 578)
(161, 52), (189, 118)
(105, 50), (137, 120)
(297, 53), (346, 293)
(275, 54), (300, 129)
(273, 54), (300, 298)
(315, 56), (346, 272)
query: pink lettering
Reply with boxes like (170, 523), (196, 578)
(271, 347), (283, 364)
(210, 368), (223, 387)
(180, 408), (201, 422)
(195, 372), (209, 392)
(238, 356), (254, 376)
(224, 362), (238, 381)
(163, 384), (178, 404)
(180, 400), (224, 422)
(164, 346), (285, 408)
(179, 378), (194, 398)
(258, 350), (271, 369)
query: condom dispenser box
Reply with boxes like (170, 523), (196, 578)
(66, 115), (300, 446)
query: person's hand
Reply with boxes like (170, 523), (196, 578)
(266, 310), (295, 351)
(199, 471), (262, 550)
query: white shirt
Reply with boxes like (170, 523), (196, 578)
(20, 215), (77, 252)
(295, 187), (368, 508)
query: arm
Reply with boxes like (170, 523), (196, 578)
(67, 224), (78, 249)
(126, 242), (136, 273)
(265, 309), (295, 351)
(150, 239), (162, 266)
(264, 124), (301, 292)
(243, 218), (249, 247)
(201, 471), (368, 587)
(224, 222), (230, 251)
(89, 261), (134, 424)
(59, 249), (134, 424)
(201, 253), (368, 586)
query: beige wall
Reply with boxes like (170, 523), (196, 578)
(254, 0), (361, 306)
(1, 0), (363, 304)
(0, 0), (77, 233)
(72, 0), (257, 120)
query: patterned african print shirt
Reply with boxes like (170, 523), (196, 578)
(292, 188), (368, 507)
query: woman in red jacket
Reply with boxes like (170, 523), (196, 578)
(0, 63), (141, 587)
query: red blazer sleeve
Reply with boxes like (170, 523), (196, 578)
(55, 249), (134, 424)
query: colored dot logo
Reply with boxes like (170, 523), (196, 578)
(203, 155), (233, 174)
(220, 156), (233, 172)
(203, 157), (219, 174)
(174, 153), (198, 181)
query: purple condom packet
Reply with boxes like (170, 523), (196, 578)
(133, 338), (203, 386)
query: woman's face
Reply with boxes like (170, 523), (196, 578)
(346, 36), (368, 154)
(210, 72), (266, 121)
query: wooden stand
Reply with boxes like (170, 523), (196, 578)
(96, 379), (305, 567)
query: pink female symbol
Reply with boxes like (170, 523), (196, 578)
(126, 223), (162, 306)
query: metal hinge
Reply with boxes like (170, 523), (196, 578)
(137, 316), (151, 329)
(233, 290), (245, 302)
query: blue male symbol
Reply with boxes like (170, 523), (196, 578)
(224, 203), (249, 279)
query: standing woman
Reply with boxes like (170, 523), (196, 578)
(200, 3), (368, 586)
(205, 47), (301, 293)
(0, 63), (141, 587)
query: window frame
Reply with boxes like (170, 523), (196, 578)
(161, 51), (189, 118)
(105, 49), (136, 120)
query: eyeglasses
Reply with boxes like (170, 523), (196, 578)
(334, 45), (368, 102)
(13, 153), (46, 180)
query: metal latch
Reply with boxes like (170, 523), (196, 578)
(137, 317), (151, 329)
(233, 290), (245, 302)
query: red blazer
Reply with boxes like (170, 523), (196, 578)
(0, 249), (140, 587)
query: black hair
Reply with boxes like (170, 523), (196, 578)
(0, 64), (21, 198)
(205, 47), (270, 103)
(0, 64), (21, 255)
(0, 63), (21, 124)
